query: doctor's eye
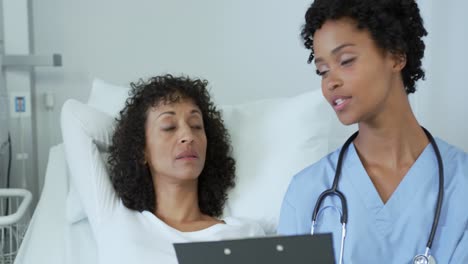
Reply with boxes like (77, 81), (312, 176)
(316, 69), (329, 78)
(340, 57), (356, 66)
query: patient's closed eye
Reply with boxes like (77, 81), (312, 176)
(161, 126), (175, 131)
(190, 123), (204, 130)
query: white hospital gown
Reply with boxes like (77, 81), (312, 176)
(61, 100), (264, 264)
(278, 138), (468, 263)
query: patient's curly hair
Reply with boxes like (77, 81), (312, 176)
(302, 0), (427, 93)
(108, 74), (235, 217)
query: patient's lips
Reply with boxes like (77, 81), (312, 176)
(175, 150), (199, 161)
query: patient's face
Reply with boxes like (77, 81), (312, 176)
(144, 98), (207, 183)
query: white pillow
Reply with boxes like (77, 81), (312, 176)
(221, 89), (331, 234)
(87, 79), (129, 117)
(65, 79), (333, 235)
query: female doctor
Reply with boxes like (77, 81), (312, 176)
(278, 0), (468, 263)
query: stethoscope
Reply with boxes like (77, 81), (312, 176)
(310, 127), (444, 264)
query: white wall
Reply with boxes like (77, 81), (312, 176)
(28, 0), (468, 192)
(416, 0), (468, 151)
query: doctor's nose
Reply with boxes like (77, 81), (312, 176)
(326, 73), (343, 91)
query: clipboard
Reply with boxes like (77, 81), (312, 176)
(174, 233), (335, 264)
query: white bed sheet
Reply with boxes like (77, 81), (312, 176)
(14, 144), (97, 264)
(65, 217), (97, 264)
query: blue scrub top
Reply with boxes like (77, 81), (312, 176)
(278, 138), (468, 263)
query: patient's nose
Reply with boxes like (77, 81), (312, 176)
(179, 126), (194, 144)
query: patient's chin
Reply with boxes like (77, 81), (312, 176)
(170, 167), (203, 182)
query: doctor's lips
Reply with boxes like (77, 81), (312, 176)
(331, 95), (351, 111)
(175, 150), (199, 160)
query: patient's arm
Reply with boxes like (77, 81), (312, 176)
(61, 99), (119, 230)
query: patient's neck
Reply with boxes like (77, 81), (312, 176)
(153, 177), (203, 224)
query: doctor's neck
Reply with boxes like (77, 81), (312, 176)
(353, 89), (429, 167)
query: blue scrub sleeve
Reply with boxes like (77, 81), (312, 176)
(277, 198), (298, 235)
(449, 229), (468, 263)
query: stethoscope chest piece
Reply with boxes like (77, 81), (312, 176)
(413, 255), (437, 264)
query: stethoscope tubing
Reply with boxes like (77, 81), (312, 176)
(311, 127), (444, 261)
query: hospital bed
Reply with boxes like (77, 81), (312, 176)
(13, 79), (355, 264)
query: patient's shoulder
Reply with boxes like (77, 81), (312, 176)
(223, 217), (265, 236)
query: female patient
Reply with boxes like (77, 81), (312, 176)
(63, 75), (263, 264)
(278, 0), (468, 263)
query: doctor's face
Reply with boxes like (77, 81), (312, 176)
(313, 18), (402, 125)
(144, 98), (207, 184)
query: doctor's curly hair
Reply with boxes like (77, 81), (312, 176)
(302, 0), (427, 94)
(108, 74), (235, 217)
